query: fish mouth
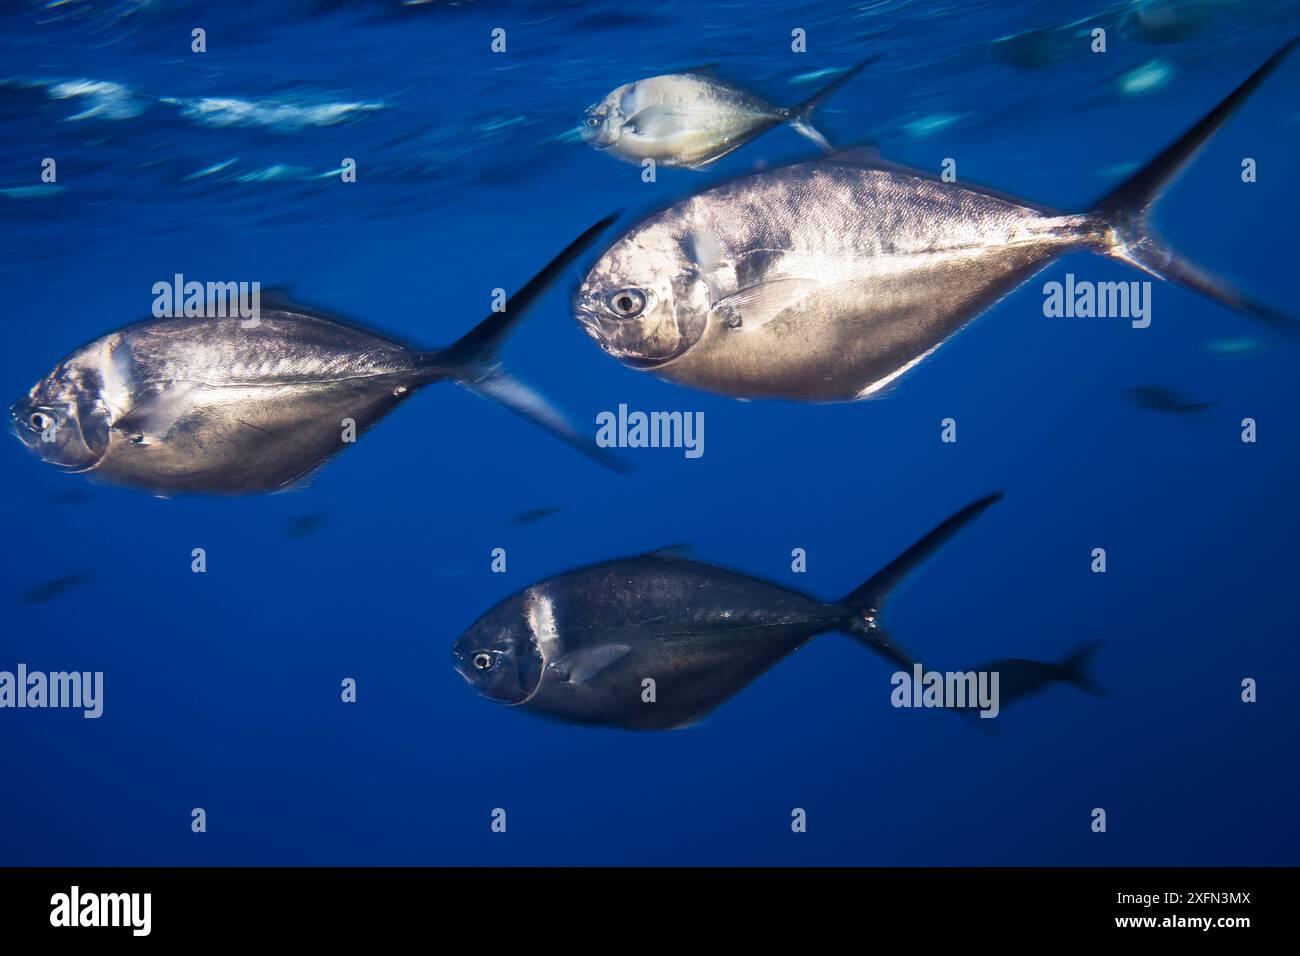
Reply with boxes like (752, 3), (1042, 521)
(579, 120), (621, 149)
(8, 402), (104, 473)
(450, 647), (522, 702)
(8, 402), (39, 448)
(449, 647), (475, 687)
(574, 304), (617, 341)
(572, 305), (682, 370)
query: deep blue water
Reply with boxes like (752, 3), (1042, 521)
(2, 0), (1298, 866)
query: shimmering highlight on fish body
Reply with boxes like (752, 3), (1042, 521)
(12, 310), (431, 495)
(577, 158), (1097, 402)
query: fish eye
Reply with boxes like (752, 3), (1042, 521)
(29, 412), (53, 432)
(472, 652), (493, 671)
(608, 289), (647, 318)
(586, 115), (600, 128)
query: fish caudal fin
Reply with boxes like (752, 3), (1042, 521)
(1058, 640), (1108, 697)
(1088, 38), (1297, 336)
(430, 215), (629, 472)
(838, 491), (1003, 671)
(786, 55), (879, 153)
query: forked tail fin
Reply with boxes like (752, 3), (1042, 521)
(839, 492), (1003, 671)
(430, 215), (630, 472)
(786, 55), (879, 152)
(1057, 640), (1108, 697)
(1089, 38), (1297, 335)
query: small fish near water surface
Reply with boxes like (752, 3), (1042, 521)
(581, 58), (876, 169)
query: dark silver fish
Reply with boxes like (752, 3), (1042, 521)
(575, 41), (1295, 402)
(284, 512), (328, 539)
(990, 27), (1076, 70)
(1124, 385), (1215, 414)
(11, 218), (623, 495)
(953, 641), (1107, 717)
(1123, 0), (1228, 45)
(49, 488), (94, 505)
(20, 573), (91, 605)
(509, 506), (563, 527)
(450, 492), (1082, 730)
(581, 59), (874, 169)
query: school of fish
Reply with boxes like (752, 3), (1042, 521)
(12, 35), (1297, 731)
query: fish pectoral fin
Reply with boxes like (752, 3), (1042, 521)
(553, 645), (632, 684)
(623, 106), (686, 138)
(112, 382), (204, 441)
(711, 278), (826, 331)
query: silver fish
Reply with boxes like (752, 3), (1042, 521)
(580, 59), (874, 169)
(11, 218), (623, 495)
(449, 493), (1085, 730)
(575, 41), (1295, 402)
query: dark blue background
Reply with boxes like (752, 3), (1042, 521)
(1, 0), (1297, 865)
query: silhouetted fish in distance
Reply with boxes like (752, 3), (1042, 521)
(509, 506), (564, 527)
(48, 488), (94, 505)
(284, 512), (328, 539)
(950, 641), (1108, 720)
(1125, 385), (1216, 414)
(20, 573), (91, 604)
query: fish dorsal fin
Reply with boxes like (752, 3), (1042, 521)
(552, 645), (631, 684)
(675, 63), (720, 78)
(711, 277), (824, 331)
(643, 543), (693, 560)
(256, 287), (352, 324)
(817, 146), (1065, 216)
(821, 143), (885, 167)
(259, 285), (298, 307)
